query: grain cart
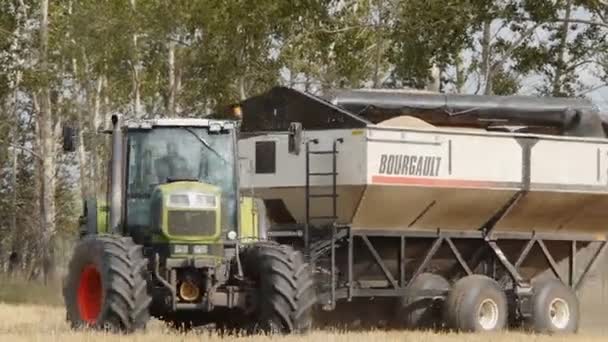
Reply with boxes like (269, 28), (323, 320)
(235, 86), (608, 333)
(60, 115), (315, 333)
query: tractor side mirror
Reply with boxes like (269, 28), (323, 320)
(62, 124), (78, 152)
(288, 122), (302, 155)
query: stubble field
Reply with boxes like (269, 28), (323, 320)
(0, 303), (606, 342)
(1, 275), (607, 342)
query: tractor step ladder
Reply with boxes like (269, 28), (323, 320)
(304, 137), (343, 251)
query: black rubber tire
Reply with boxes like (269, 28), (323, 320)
(396, 273), (450, 329)
(63, 235), (151, 333)
(444, 275), (508, 332)
(241, 243), (316, 334)
(526, 278), (579, 334)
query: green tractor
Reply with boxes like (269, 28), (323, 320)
(61, 115), (315, 333)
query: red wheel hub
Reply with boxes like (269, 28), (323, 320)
(77, 264), (102, 323)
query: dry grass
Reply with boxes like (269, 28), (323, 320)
(0, 276), (63, 307)
(0, 277), (605, 341)
(0, 303), (606, 342)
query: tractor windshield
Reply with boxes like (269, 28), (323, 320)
(125, 126), (237, 231)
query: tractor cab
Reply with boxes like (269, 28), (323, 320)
(61, 114), (315, 334)
(122, 118), (239, 251)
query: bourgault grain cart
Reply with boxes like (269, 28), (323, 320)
(235, 86), (608, 333)
(61, 116), (315, 333)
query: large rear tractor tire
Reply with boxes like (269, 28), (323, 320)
(444, 275), (508, 332)
(396, 273), (450, 329)
(241, 243), (316, 334)
(525, 278), (579, 334)
(63, 235), (152, 333)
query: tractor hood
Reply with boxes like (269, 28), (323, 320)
(150, 181), (223, 242)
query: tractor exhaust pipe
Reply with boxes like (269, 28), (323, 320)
(109, 114), (124, 234)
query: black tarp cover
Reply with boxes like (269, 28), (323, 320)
(235, 87), (606, 138)
(237, 87), (369, 132)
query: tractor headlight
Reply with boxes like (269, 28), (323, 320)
(192, 245), (209, 254)
(227, 231), (238, 240)
(168, 192), (217, 209)
(209, 123), (222, 133)
(173, 244), (189, 254)
(194, 194), (217, 208)
(168, 194), (190, 208)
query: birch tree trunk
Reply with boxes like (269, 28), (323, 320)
(481, 19), (493, 95)
(71, 58), (89, 199)
(427, 64), (441, 92)
(174, 66), (182, 115)
(9, 0), (26, 273)
(91, 76), (103, 193)
(455, 53), (465, 94)
(100, 75), (110, 194)
(130, 0), (141, 118)
(238, 76), (247, 101)
(372, 0), (385, 89)
(167, 40), (176, 117)
(9, 72), (22, 272)
(38, 0), (57, 284)
(552, 0), (572, 96)
(9, 138), (19, 274)
(76, 117), (88, 198)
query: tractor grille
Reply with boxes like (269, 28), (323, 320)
(167, 210), (216, 236)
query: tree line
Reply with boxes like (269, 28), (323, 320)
(0, 0), (606, 282)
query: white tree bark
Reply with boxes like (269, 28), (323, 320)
(91, 76), (103, 192)
(76, 119), (88, 198)
(10, 116), (19, 266)
(427, 64), (441, 92)
(130, 0), (141, 118)
(238, 76), (247, 101)
(103, 74), (110, 126)
(455, 53), (465, 94)
(38, 0), (57, 283)
(131, 59), (141, 118)
(71, 58), (89, 199)
(552, 0), (572, 96)
(167, 40), (176, 117)
(481, 19), (493, 95)
(10, 141), (18, 232)
(371, 0), (386, 89)
(9, 0), (26, 264)
(175, 66), (182, 115)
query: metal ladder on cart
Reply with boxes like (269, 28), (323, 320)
(304, 137), (345, 310)
(304, 137), (344, 249)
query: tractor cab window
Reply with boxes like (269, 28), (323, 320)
(126, 127), (237, 231)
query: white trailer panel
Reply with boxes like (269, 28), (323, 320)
(240, 124), (608, 236)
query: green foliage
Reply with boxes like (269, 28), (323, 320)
(390, 0), (475, 89)
(0, 0), (606, 286)
(492, 68), (521, 95)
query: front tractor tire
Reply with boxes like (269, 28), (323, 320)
(63, 235), (152, 333)
(242, 243), (316, 334)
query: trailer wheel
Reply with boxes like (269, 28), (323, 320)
(241, 243), (316, 334)
(444, 275), (507, 332)
(63, 235), (151, 333)
(526, 278), (579, 334)
(396, 273), (450, 329)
